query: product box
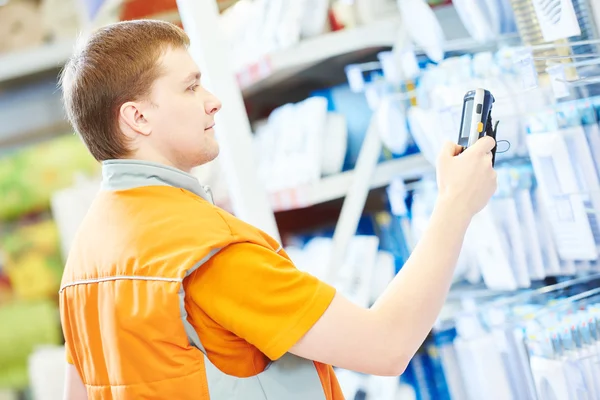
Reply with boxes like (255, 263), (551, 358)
(0, 300), (62, 389)
(1, 218), (62, 301)
(0, 134), (98, 222)
(0, 0), (45, 54)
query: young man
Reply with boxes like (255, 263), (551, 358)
(59, 20), (497, 400)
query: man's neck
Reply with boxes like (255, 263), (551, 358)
(124, 150), (192, 173)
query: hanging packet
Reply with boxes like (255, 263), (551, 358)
(531, 188), (562, 276)
(509, 165), (546, 280)
(581, 98), (600, 178)
(556, 103), (600, 255)
(525, 111), (598, 262)
(465, 205), (517, 290)
(490, 169), (531, 287)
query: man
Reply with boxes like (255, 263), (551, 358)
(59, 20), (497, 399)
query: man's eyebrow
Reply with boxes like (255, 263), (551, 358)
(184, 72), (201, 83)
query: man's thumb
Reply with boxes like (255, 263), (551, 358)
(437, 141), (461, 167)
(471, 136), (496, 153)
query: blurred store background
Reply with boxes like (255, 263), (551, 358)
(2, 0), (600, 399)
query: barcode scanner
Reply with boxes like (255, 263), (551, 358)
(457, 88), (499, 166)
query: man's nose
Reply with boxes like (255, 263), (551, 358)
(205, 93), (222, 115)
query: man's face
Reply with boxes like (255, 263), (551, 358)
(144, 46), (222, 171)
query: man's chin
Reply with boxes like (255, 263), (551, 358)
(192, 147), (220, 168)
(207, 143), (220, 161)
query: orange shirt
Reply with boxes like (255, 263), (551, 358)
(184, 243), (343, 399)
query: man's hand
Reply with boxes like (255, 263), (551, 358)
(436, 137), (497, 218)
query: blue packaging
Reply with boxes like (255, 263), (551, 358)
(402, 352), (434, 400)
(372, 211), (412, 273)
(402, 338), (452, 400)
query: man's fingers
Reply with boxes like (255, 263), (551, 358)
(471, 136), (496, 154)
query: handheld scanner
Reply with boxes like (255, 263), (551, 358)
(457, 88), (497, 165)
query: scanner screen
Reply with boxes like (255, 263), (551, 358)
(460, 99), (474, 139)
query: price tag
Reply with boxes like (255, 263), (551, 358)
(379, 51), (401, 85)
(531, 0), (581, 42)
(386, 178), (408, 217)
(513, 48), (539, 90)
(365, 85), (382, 110)
(398, 46), (420, 81)
(345, 64), (365, 93)
(547, 64), (571, 99)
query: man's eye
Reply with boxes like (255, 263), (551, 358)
(188, 84), (199, 92)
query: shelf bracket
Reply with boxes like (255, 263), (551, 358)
(327, 115), (383, 283)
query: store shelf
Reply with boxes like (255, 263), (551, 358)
(0, 40), (75, 84)
(0, 76), (68, 151)
(236, 17), (400, 97)
(0, 121), (71, 153)
(269, 153), (431, 212)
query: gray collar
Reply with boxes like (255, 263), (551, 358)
(101, 159), (213, 203)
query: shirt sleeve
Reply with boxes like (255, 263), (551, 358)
(186, 243), (336, 360)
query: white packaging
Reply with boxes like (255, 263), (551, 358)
(465, 207), (518, 291)
(321, 113), (348, 176)
(50, 175), (100, 259)
(490, 198), (531, 288)
(529, 356), (571, 400)
(396, 0), (445, 62)
(526, 132), (598, 261)
(339, 236), (380, 308)
(532, 189), (562, 276)
(513, 189), (546, 280)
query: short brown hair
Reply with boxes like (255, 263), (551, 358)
(60, 20), (190, 161)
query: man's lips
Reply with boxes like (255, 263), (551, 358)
(205, 123), (215, 130)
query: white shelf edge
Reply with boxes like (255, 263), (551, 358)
(269, 17), (399, 73)
(0, 40), (75, 83)
(269, 154), (432, 212)
(237, 17), (400, 96)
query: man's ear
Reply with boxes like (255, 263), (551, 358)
(119, 101), (152, 139)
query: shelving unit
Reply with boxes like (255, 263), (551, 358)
(236, 4), (481, 105)
(0, 40), (74, 84)
(0, 120), (71, 152)
(0, 39), (76, 152)
(269, 154), (431, 212)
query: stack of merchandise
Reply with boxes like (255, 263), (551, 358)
(0, 0), (238, 56)
(429, 276), (600, 399)
(0, 0), (46, 54)
(404, 92), (600, 289)
(0, 0), (93, 54)
(0, 134), (98, 390)
(220, 0), (401, 75)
